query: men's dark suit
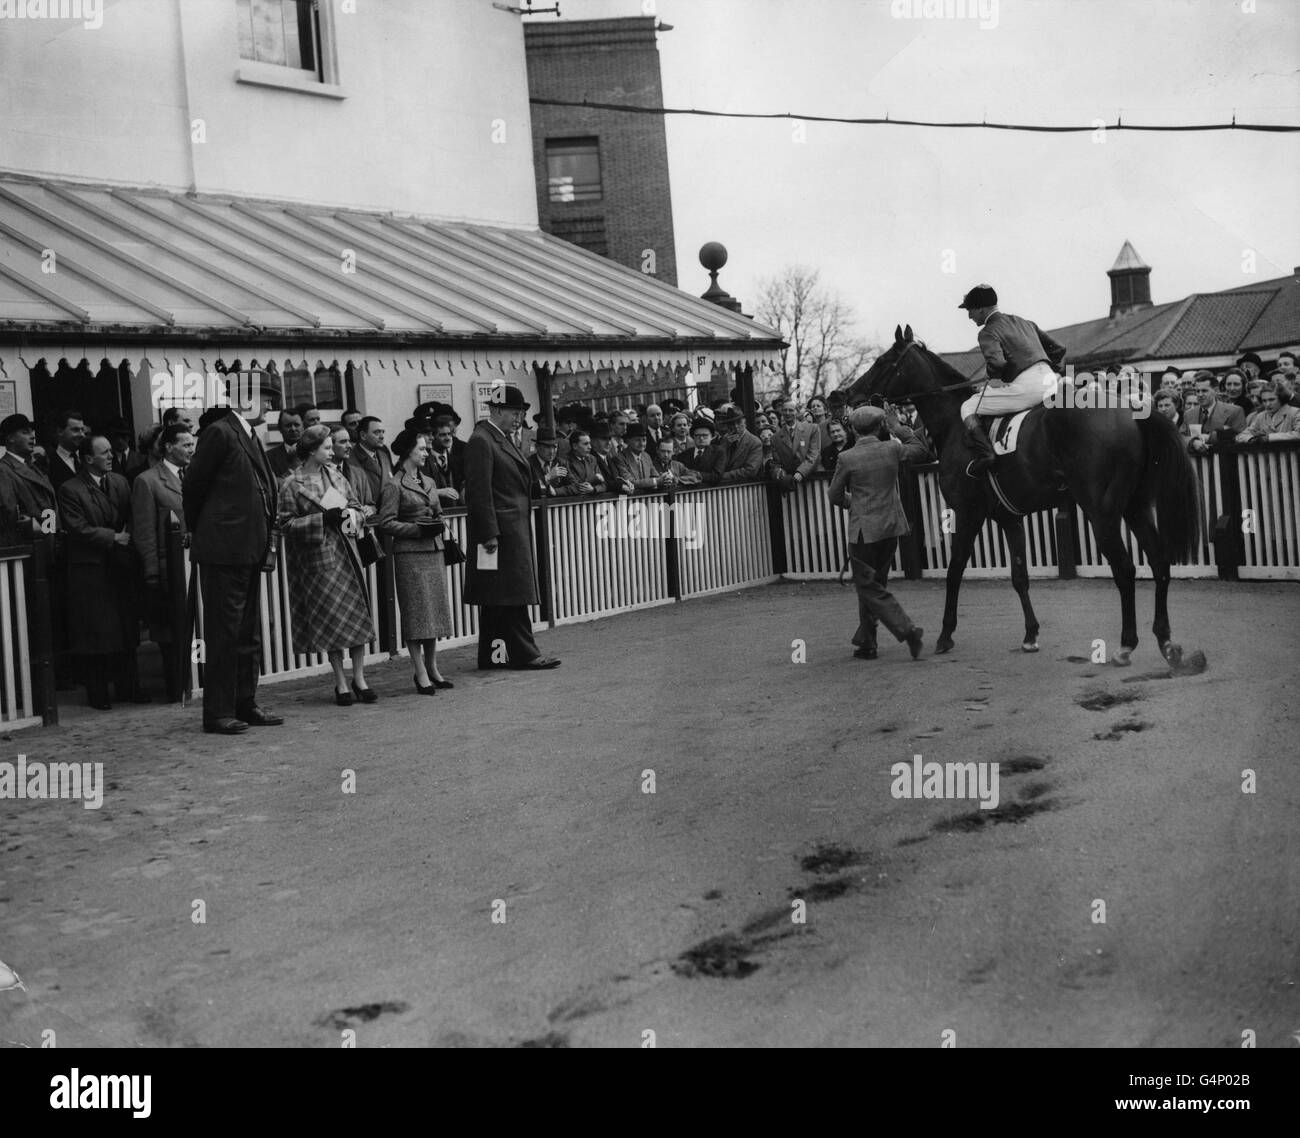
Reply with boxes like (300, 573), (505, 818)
(346, 444), (393, 504)
(266, 444), (296, 481)
(57, 468), (139, 702)
(0, 451), (58, 544)
(426, 446), (463, 495)
(183, 411), (276, 725)
(132, 462), (188, 698)
(48, 448), (80, 490)
(463, 419), (542, 667)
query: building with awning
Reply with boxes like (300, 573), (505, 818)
(0, 1), (781, 443)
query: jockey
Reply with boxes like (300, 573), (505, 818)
(958, 284), (1067, 478)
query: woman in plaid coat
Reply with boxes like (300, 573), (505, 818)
(277, 425), (377, 706)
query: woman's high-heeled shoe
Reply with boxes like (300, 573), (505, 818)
(414, 678), (438, 696)
(351, 680), (379, 704)
(335, 688), (354, 707)
(431, 678), (454, 690)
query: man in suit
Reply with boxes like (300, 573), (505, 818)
(1185, 370), (1247, 453)
(652, 437), (701, 486)
(0, 413), (59, 544)
(184, 407), (283, 734)
(131, 423), (194, 702)
(464, 386), (559, 671)
(644, 404), (667, 452)
(612, 424), (663, 491)
(678, 418), (717, 472)
(347, 416), (392, 503)
(266, 409), (304, 481)
(769, 399), (822, 490)
(589, 421), (632, 494)
(529, 427), (579, 498)
(828, 406), (928, 661)
(699, 404), (764, 484)
(48, 409), (88, 489)
(427, 415), (464, 504)
(563, 430), (604, 495)
(58, 435), (147, 708)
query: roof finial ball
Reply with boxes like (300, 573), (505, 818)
(699, 242), (741, 312)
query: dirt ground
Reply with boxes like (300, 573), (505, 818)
(1, 576), (1297, 1048)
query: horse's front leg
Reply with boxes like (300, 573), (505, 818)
(1090, 519), (1139, 665)
(999, 514), (1040, 651)
(937, 514), (982, 654)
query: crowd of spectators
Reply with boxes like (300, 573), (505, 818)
(1150, 351), (1300, 451)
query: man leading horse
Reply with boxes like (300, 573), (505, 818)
(958, 284), (1067, 478)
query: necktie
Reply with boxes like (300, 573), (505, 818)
(178, 466), (185, 486)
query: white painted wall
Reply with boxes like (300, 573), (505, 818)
(0, 0), (538, 226)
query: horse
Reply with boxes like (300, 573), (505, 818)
(845, 325), (1201, 665)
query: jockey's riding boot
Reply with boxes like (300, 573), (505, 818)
(963, 415), (997, 479)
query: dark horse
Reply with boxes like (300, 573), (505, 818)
(846, 326), (1201, 665)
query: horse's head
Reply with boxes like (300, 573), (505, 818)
(846, 324), (929, 406)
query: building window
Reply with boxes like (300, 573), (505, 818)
(281, 362), (343, 410)
(546, 138), (603, 203)
(237, 0), (323, 79)
(549, 215), (609, 257)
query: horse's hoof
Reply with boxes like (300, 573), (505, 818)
(1161, 642), (1183, 667)
(935, 639), (953, 655)
(1022, 642), (1039, 653)
(1112, 648), (1133, 667)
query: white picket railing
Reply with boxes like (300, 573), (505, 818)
(0, 549), (41, 729)
(675, 482), (777, 598)
(1237, 444), (1300, 579)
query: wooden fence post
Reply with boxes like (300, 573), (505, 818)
(24, 537), (58, 726)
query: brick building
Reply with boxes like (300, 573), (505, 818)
(525, 16), (678, 287)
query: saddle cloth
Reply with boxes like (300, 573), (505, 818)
(983, 410), (1032, 456)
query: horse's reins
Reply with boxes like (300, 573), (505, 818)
(861, 339), (976, 405)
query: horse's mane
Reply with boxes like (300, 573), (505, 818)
(914, 343), (977, 398)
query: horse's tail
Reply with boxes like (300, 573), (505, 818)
(1136, 412), (1201, 563)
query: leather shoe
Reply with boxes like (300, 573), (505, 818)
(853, 646), (878, 660)
(236, 705), (284, 726)
(512, 656), (561, 670)
(351, 681), (379, 704)
(431, 678), (454, 689)
(204, 717), (248, 735)
(905, 627), (925, 660)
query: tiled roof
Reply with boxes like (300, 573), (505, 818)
(0, 172), (782, 368)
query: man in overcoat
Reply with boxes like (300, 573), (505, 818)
(131, 423), (193, 701)
(183, 407), (283, 734)
(57, 435), (147, 708)
(0, 413), (58, 544)
(464, 386), (560, 670)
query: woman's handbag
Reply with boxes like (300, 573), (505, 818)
(441, 534), (466, 566)
(356, 528), (384, 567)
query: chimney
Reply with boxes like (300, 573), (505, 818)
(1107, 240), (1152, 318)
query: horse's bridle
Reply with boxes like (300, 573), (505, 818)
(860, 339), (975, 404)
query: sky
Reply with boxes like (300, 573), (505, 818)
(532, 0), (1299, 354)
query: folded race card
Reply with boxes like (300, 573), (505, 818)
(477, 544), (498, 570)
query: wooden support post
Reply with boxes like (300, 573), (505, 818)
(1055, 500), (1078, 580)
(898, 466), (923, 580)
(24, 536), (58, 726)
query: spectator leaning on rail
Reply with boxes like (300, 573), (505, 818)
(1185, 371), (1247, 454)
(677, 418), (717, 473)
(699, 404), (764, 485)
(652, 436), (702, 487)
(613, 423), (662, 492)
(957, 284), (1067, 479)
(1238, 380), (1300, 442)
(277, 425), (378, 707)
(768, 399), (822, 491)
(827, 405), (927, 662)
(530, 427), (578, 498)
(563, 430), (605, 495)
(818, 417), (857, 474)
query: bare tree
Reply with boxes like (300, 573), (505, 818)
(754, 266), (879, 403)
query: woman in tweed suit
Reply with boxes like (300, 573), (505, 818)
(376, 429), (453, 694)
(277, 425), (377, 706)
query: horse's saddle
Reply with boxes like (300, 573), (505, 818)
(979, 410), (1033, 456)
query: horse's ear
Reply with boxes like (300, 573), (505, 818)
(903, 324), (914, 341)
(894, 324), (903, 343)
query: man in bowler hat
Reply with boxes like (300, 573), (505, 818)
(464, 385), (560, 670)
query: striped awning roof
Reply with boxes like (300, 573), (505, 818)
(0, 172), (783, 371)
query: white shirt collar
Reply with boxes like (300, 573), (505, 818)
(233, 412), (253, 437)
(163, 459), (181, 479)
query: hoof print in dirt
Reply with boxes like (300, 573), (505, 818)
(315, 1000), (409, 1030)
(789, 876), (856, 902)
(934, 798), (1057, 833)
(672, 933), (761, 979)
(1077, 689), (1143, 712)
(799, 843), (866, 875)
(1093, 720), (1151, 741)
(1000, 755), (1046, 775)
(517, 1031), (570, 1047)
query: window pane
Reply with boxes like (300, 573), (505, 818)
(239, 0), (316, 71)
(285, 367), (314, 407)
(313, 365), (342, 409)
(546, 139), (602, 203)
